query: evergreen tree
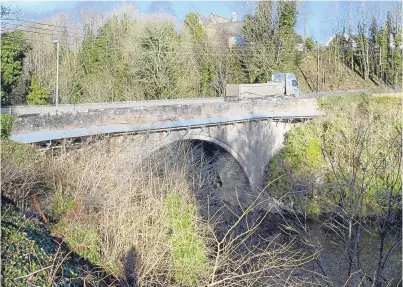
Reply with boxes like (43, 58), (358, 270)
(276, 0), (298, 71)
(184, 12), (206, 42)
(242, 1), (298, 82)
(305, 37), (314, 52)
(228, 50), (247, 84)
(1, 31), (31, 105)
(357, 23), (369, 80)
(378, 25), (389, 83)
(79, 16), (133, 102)
(242, 1), (276, 83)
(385, 11), (394, 84)
(26, 73), (49, 105)
(392, 29), (402, 85)
(369, 17), (379, 81)
(183, 12), (213, 97)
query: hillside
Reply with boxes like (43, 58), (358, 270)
(2, 2), (400, 105)
(296, 52), (379, 93)
(1, 196), (118, 287)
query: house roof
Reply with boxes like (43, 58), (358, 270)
(198, 14), (211, 27)
(210, 13), (231, 23)
(197, 13), (233, 28)
(325, 33), (357, 48)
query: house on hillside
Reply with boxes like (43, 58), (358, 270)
(388, 29), (403, 50)
(196, 12), (308, 51)
(325, 33), (357, 49)
(196, 12), (244, 48)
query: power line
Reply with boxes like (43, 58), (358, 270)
(2, 24), (68, 34)
(1, 34), (76, 46)
(1, 23), (325, 56)
(2, 17), (301, 44)
(5, 27), (59, 38)
(0, 33), (302, 57)
(1, 30), (77, 46)
(3, 26), (368, 54)
(1, 24), (86, 40)
(0, 32), (281, 53)
(2, 18), (82, 32)
(2, 28), (83, 44)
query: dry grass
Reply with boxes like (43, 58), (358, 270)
(1, 140), (46, 210)
(3, 135), (316, 286)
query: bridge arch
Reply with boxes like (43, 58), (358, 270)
(144, 132), (252, 190)
(180, 134), (252, 188)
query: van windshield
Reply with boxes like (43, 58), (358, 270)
(272, 74), (285, 81)
(273, 73), (296, 81)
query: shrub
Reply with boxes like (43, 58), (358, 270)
(268, 93), (402, 217)
(50, 192), (76, 221)
(1, 140), (44, 206)
(268, 120), (326, 212)
(164, 193), (207, 286)
(54, 222), (101, 264)
(43, 138), (314, 286)
(1, 114), (14, 139)
(26, 74), (49, 105)
(1, 140), (41, 172)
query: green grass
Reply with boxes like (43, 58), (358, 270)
(317, 93), (402, 112)
(54, 222), (101, 265)
(164, 193), (208, 286)
(50, 193), (76, 221)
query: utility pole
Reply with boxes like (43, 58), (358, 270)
(303, 1), (307, 53)
(53, 40), (60, 111)
(316, 41), (319, 93)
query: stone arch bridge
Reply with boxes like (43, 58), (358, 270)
(4, 97), (322, 191)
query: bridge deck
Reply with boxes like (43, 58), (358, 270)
(10, 112), (323, 144)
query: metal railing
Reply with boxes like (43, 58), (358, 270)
(10, 112), (323, 145)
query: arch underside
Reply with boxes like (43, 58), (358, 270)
(151, 133), (252, 190)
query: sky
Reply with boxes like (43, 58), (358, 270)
(3, 1), (401, 44)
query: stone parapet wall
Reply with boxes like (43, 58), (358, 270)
(9, 98), (317, 134)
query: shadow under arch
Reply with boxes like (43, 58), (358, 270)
(151, 133), (252, 191)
